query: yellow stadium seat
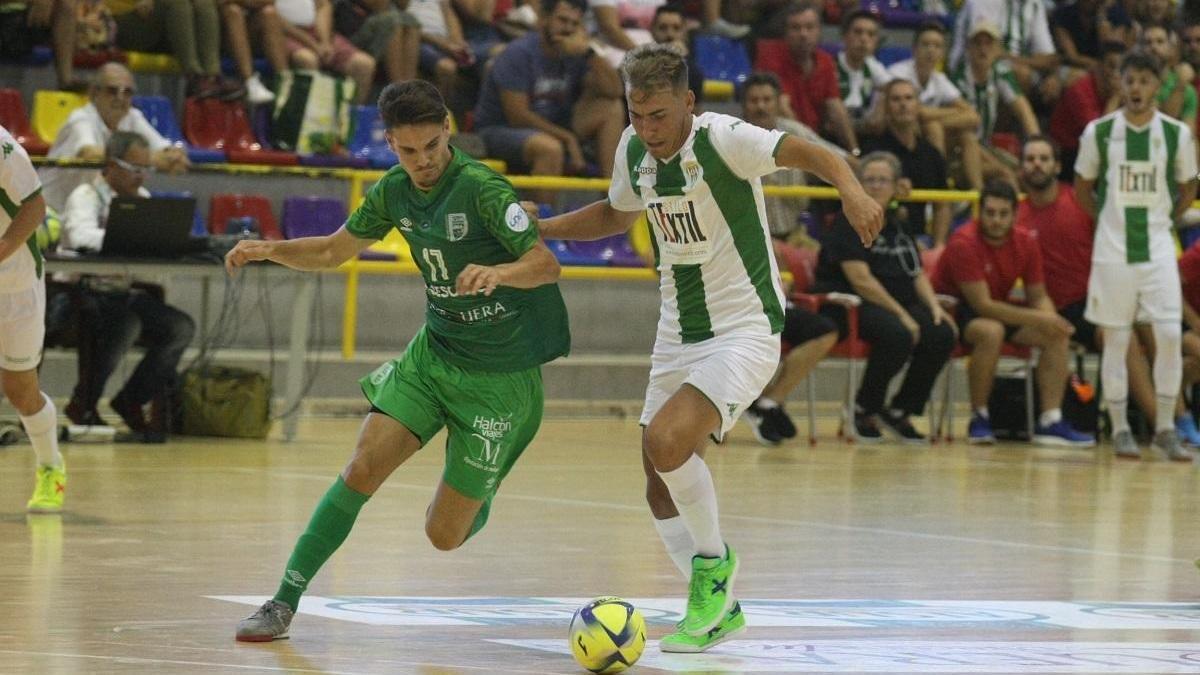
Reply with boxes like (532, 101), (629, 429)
(32, 91), (87, 144)
(702, 80), (735, 102)
(480, 159), (507, 173)
(126, 51), (182, 74)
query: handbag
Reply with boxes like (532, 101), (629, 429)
(270, 70), (355, 154)
(181, 365), (272, 438)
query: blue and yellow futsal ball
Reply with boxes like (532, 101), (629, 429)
(568, 596), (646, 673)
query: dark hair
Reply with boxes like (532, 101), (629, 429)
(541, 0), (586, 16)
(1120, 50), (1163, 76)
(782, 1), (820, 22)
(912, 20), (946, 46)
(1099, 40), (1128, 59)
(378, 80), (448, 128)
(738, 71), (782, 101)
(1022, 134), (1060, 162)
(105, 130), (148, 162)
(980, 178), (1018, 208)
(841, 8), (881, 34)
(653, 2), (685, 22)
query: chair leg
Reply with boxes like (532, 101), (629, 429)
(843, 358), (857, 444)
(945, 362), (956, 443)
(1025, 356), (1036, 442)
(807, 374), (817, 446)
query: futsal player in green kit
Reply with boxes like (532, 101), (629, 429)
(226, 80), (570, 641)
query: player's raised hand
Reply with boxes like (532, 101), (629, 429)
(844, 190), (884, 247)
(456, 263), (502, 296)
(225, 240), (275, 276)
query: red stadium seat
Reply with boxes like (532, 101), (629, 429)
(208, 194), (282, 240)
(0, 89), (50, 156)
(183, 98), (298, 166)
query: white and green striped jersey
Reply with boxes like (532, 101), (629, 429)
(1076, 111), (1198, 265)
(608, 112), (786, 345)
(950, 59), (1022, 140)
(0, 125), (43, 291)
(836, 52), (892, 118)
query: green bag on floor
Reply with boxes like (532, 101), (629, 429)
(181, 366), (272, 439)
(270, 69), (355, 153)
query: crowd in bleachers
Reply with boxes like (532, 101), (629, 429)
(7, 0), (1200, 459)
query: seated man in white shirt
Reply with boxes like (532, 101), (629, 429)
(40, 63), (190, 214)
(59, 132), (195, 439)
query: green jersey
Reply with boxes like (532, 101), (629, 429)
(346, 147), (570, 371)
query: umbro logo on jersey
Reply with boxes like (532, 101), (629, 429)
(399, 217), (415, 231)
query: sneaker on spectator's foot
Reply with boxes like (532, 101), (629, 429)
(706, 17), (751, 38)
(1033, 420), (1096, 448)
(245, 73), (275, 104)
(1113, 430), (1141, 459)
(236, 599), (294, 642)
(879, 411), (927, 445)
(742, 402), (782, 446)
(852, 410), (883, 443)
(660, 601), (745, 653)
(1152, 429), (1193, 462)
(218, 77), (248, 101)
(110, 394), (149, 434)
(967, 413), (995, 444)
(761, 404), (797, 439)
(1176, 415), (1200, 447)
(26, 461), (65, 513)
(64, 397), (108, 427)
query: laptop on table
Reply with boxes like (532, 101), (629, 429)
(101, 197), (208, 258)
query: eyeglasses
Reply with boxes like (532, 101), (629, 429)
(100, 84), (136, 98)
(861, 176), (895, 186)
(112, 157), (154, 175)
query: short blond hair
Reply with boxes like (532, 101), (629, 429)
(619, 42), (689, 97)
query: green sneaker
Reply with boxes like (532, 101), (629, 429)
(27, 461), (66, 513)
(681, 543), (738, 636)
(661, 601), (746, 653)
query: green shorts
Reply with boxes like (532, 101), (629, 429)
(360, 327), (543, 532)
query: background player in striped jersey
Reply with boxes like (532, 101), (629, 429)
(1075, 51), (1199, 461)
(539, 43), (882, 653)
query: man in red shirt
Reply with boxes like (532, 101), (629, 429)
(933, 179), (1094, 446)
(754, 1), (859, 154)
(1048, 41), (1122, 178)
(1175, 241), (1200, 442)
(1016, 135), (1166, 439)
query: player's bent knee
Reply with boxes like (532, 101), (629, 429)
(425, 520), (467, 551)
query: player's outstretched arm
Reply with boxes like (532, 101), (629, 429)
(455, 240), (561, 296)
(0, 193), (44, 266)
(225, 226), (374, 275)
(774, 135), (882, 246)
(538, 199), (642, 241)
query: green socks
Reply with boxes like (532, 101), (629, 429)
(273, 476), (370, 610)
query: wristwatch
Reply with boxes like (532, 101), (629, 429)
(851, 147), (862, 157)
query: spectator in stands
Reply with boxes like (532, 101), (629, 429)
(1016, 133), (1161, 429)
(1174, 238), (1200, 443)
(861, 79), (951, 246)
(278, 0), (377, 103)
(1142, 21), (1197, 129)
(813, 151), (956, 443)
(933, 179), (1095, 447)
(888, 21), (984, 189)
(754, 1), (859, 155)
(1181, 18), (1200, 87)
(951, 18), (1039, 188)
(0, 0), (81, 90)
(41, 63), (190, 214)
(106, 0), (229, 98)
(1049, 41), (1123, 178)
(473, 0), (623, 201)
(1133, 0), (1177, 31)
(220, 0), (292, 104)
(836, 9), (890, 125)
(330, 0), (421, 85)
(58, 131), (196, 438)
(650, 3), (703, 109)
(741, 241), (839, 446)
(701, 0), (749, 38)
(1051, 0), (1132, 72)
(409, 0), (474, 103)
(589, 0), (641, 57)
(950, 0), (1061, 105)
(450, 0), (506, 70)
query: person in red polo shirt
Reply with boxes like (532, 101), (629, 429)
(1015, 135), (1173, 442)
(1048, 41), (1123, 179)
(754, 1), (859, 154)
(933, 179), (1095, 447)
(1175, 241), (1200, 441)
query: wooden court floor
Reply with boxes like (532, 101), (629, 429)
(1, 416), (1199, 674)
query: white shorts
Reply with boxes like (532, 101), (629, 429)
(639, 331), (780, 442)
(1085, 261), (1181, 327)
(0, 283), (45, 371)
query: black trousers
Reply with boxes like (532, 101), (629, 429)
(822, 301), (956, 416)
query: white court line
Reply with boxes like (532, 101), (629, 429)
(0, 648), (366, 674)
(223, 468), (1193, 564)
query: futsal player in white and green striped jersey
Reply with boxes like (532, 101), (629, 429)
(539, 43), (883, 653)
(1075, 51), (1199, 461)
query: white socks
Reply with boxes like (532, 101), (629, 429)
(1152, 322), (1183, 432)
(1102, 327), (1132, 434)
(20, 393), (62, 468)
(1038, 408), (1062, 428)
(652, 515), (694, 579)
(656, 454), (724, 558)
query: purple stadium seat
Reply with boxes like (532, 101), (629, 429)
(281, 196), (347, 239)
(567, 234), (646, 267)
(546, 239), (596, 266)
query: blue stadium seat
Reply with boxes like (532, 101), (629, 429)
(347, 105), (397, 169)
(876, 45), (913, 67)
(220, 57), (272, 78)
(546, 239), (599, 266)
(132, 95), (225, 163)
(692, 34), (751, 86)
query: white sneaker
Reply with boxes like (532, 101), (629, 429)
(246, 73), (275, 105)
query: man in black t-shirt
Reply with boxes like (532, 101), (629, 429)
(861, 79), (951, 246)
